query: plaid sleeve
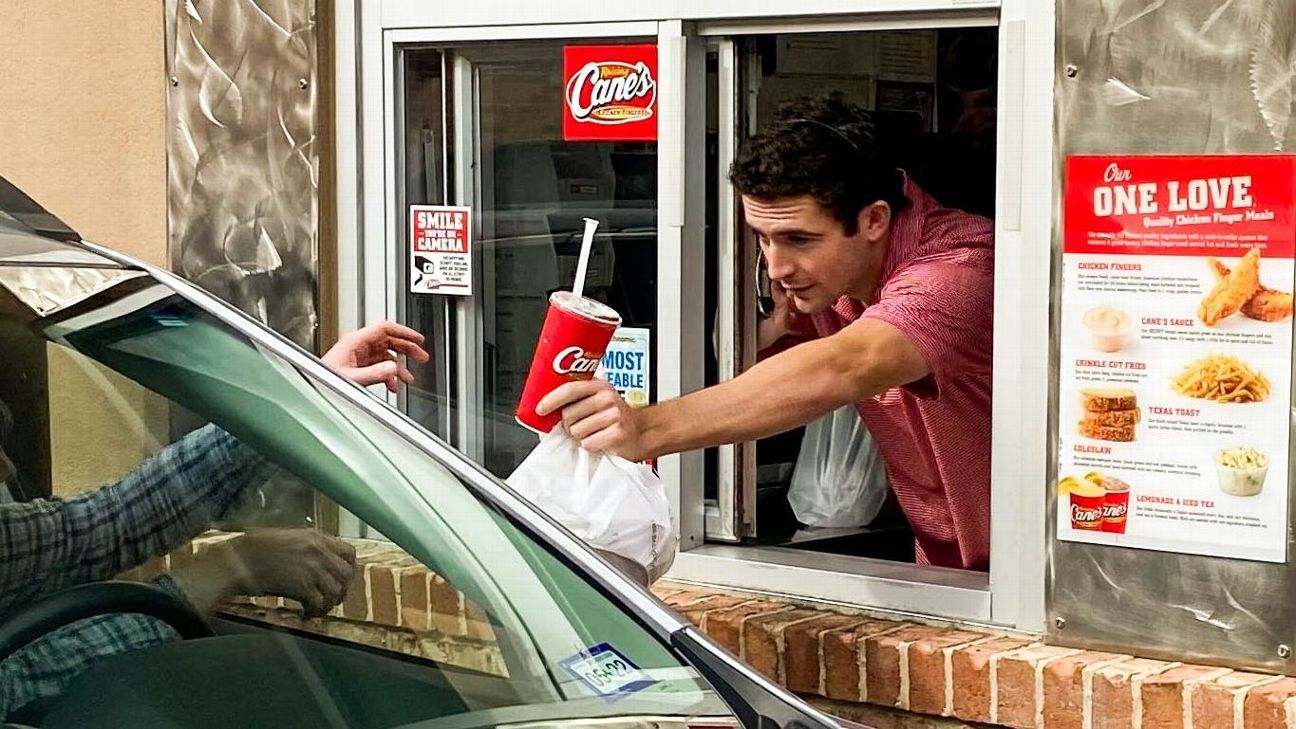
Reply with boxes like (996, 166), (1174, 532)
(0, 572), (209, 719)
(0, 425), (271, 621)
(0, 611), (178, 719)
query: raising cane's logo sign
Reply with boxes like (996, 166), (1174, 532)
(563, 44), (658, 142)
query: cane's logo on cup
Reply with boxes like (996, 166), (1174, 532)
(1071, 503), (1103, 525)
(516, 291), (622, 434)
(553, 346), (603, 376)
(1059, 472), (1131, 534)
(1060, 475), (1107, 531)
(565, 61), (656, 126)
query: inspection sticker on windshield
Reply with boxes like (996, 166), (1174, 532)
(559, 643), (656, 700)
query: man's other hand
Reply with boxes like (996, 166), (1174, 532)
(537, 380), (647, 461)
(221, 529), (358, 618)
(758, 279), (799, 351)
(323, 321), (430, 392)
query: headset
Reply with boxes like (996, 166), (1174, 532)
(756, 250), (775, 319)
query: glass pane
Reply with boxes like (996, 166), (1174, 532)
(401, 50), (456, 442)
(704, 48), (721, 507)
(460, 41), (659, 477)
(0, 276), (722, 724)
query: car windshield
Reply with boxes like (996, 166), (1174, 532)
(0, 254), (727, 728)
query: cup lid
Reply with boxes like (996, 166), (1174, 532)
(550, 291), (621, 325)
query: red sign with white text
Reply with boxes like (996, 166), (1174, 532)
(1065, 155), (1296, 258)
(409, 205), (472, 296)
(1058, 154), (1296, 563)
(563, 44), (657, 142)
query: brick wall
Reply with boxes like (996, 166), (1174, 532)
(134, 536), (1296, 728)
(653, 585), (1296, 729)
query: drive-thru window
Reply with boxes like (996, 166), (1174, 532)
(338, 0), (1053, 634)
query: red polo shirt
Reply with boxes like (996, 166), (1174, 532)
(800, 178), (995, 570)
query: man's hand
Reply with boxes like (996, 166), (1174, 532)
(758, 280), (800, 351)
(219, 529), (357, 618)
(323, 321), (430, 393)
(536, 380), (648, 461)
(168, 529), (357, 618)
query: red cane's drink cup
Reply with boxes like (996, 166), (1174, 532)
(516, 291), (621, 433)
(1099, 478), (1131, 534)
(1067, 478), (1106, 531)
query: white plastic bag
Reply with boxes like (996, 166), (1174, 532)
(507, 429), (677, 584)
(787, 404), (889, 528)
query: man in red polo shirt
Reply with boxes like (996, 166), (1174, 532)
(538, 97), (994, 571)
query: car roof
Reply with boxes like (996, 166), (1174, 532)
(0, 175), (126, 269)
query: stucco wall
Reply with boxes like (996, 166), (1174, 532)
(0, 2), (167, 264)
(0, 2), (169, 495)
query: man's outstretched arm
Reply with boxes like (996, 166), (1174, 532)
(539, 317), (929, 461)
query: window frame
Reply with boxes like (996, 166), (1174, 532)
(688, 11), (1044, 630)
(340, 0), (1054, 633)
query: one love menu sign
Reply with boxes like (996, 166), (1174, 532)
(1058, 154), (1296, 563)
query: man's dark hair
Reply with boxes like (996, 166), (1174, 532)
(729, 96), (907, 235)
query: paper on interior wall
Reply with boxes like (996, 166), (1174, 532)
(596, 327), (651, 408)
(874, 31), (938, 83)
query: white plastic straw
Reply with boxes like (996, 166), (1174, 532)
(572, 217), (599, 299)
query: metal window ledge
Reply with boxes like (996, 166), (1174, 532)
(667, 544), (992, 624)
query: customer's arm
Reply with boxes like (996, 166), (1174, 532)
(0, 426), (272, 619)
(0, 319), (428, 619)
(0, 609), (180, 718)
(0, 526), (357, 720)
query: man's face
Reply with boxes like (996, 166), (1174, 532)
(742, 195), (887, 314)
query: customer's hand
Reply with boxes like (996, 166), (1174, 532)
(168, 529), (357, 617)
(220, 529), (357, 618)
(323, 321), (430, 392)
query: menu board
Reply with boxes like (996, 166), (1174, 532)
(1059, 155), (1296, 562)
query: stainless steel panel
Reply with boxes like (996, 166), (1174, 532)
(0, 265), (146, 317)
(165, 0), (321, 349)
(1049, 0), (1296, 671)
